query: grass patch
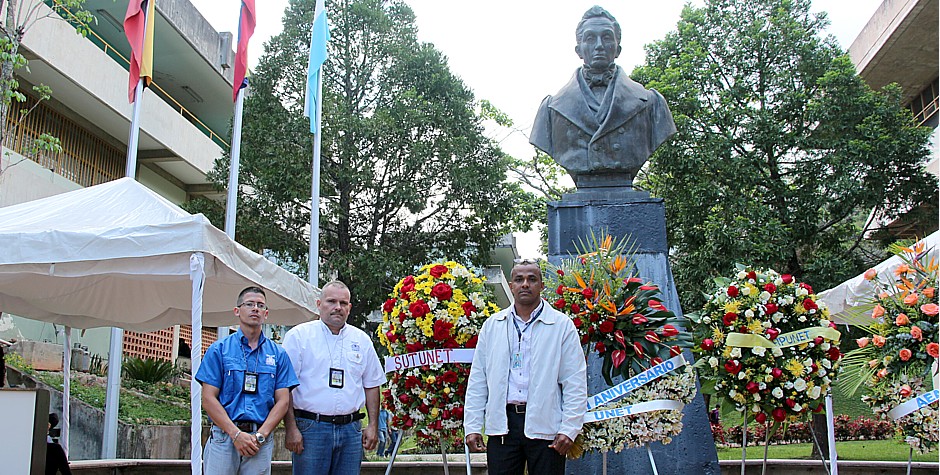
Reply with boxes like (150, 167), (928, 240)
(717, 439), (938, 462)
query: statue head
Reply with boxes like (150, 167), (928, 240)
(575, 6), (622, 70)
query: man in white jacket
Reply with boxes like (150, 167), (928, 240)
(464, 260), (587, 474)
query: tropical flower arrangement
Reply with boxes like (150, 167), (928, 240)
(841, 241), (938, 453)
(690, 265), (842, 427)
(543, 233), (696, 455)
(377, 261), (500, 450)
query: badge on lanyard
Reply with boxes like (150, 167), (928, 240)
(511, 352), (523, 370)
(243, 372), (258, 394)
(329, 367), (345, 388)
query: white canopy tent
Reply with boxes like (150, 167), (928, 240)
(0, 178), (319, 474)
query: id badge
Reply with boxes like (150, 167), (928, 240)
(243, 372), (258, 394)
(511, 352), (523, 370)
(329, 368), (345, 388)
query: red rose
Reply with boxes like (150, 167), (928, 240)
(556, 285), (565, 296)
(661, 324), (679, 337)
(385, 331), (397, 343)
(802, 298), (817, 311)
(746, 271), (757, 281)
(745, 382), (759, 394)
(764, 283), (777, 293)
(722, 312), (738, 326)
(595, 341), (606, 353)
(419, 403), (430, 414)
(441, 370), (458, 383)
(632, 314), (648, 325)
(433, 320), (454, 340)
(398, 393), (411, 404)
(383, 298), (396, 314)
(405, 342), (424, 353)
(700, 338), (715, 350)
(410, 300), (431, 318)
(772, 408), (787, 422)
(590, 313), (600, 322)
(755, 412), (767, 424)
(571, 303), (581, 314)
(554, 298), (567, 310)
(800, 282), (813, 294)
(431, 282), (453, 301)
(765, 328), (780, 340)
(599, 320), (614, 333)
(400, 275), (416, 295)
(724, 360), (742, 374)
(580, 334), (590, 344)
(813, 336), (823, 346)
(764, 303), (778, 315)
(582, 288), (595, 299)
(573, 317), (583, 328)
(465, 335), (478, 348)
(727, 285), (739, 297)
(785, 398), (796, 409)
(771, 368), (783, 379)
(781, 274), (793, 284)
(452, 407), (464, 419)
(462, 301), (476, 316)
(429, 264), (448, 278)
(405, 376), (420, 389)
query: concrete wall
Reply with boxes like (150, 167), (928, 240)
(0, 148), (82, 207)
(155, 0), (235, 85)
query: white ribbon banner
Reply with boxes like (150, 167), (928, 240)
(887, 389), (940, 421)
(584, 399), (685, 423)
(586, 354), (688, 410)
(384, 348), (475, 373)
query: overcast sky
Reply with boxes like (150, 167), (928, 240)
(190, 0), (884, 256)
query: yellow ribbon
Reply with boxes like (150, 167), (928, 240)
(726, 327), (841, 349)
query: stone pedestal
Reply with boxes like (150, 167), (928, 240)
(548, 192), (720, 475)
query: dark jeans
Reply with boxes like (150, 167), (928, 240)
(486, 407), (565, 475)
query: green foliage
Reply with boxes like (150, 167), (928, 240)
(187, 0), (539, 319)
(122, 357), (177, 384)
(633, 0), (937, 311)
(4, 350), (34, 375)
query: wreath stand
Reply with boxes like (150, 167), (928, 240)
(384, 433), (473, 475)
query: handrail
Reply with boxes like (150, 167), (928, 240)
(47, 0), (230, 150)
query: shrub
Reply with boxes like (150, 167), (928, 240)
(122, 357), (176, 383)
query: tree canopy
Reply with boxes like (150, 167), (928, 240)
(632, 0), (937, 310)
(186, 0), (539, 319)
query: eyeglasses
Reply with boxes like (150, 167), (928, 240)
(513, 258), (542, 265)
(238, 301), (267, 310)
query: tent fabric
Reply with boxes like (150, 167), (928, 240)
(0, 178), (318, 330)
(819, 231), (939, 323)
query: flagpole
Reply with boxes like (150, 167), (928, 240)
(225, 87), (246, 240)
(308, 69), (322, 286)
(125, 79), (144, 177)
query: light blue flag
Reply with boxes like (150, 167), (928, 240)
(303, 0), (329, 133)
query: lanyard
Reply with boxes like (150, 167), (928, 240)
(511, 302), (544, 345)
(241, 338), (261, 373)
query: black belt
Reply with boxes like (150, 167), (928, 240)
(232, 421), (259, 432)
(507, 403), (526, 414)
(295, 409), (365, 425)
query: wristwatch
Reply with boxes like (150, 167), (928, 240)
(255, 432), (266, 444)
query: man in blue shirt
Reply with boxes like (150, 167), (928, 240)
(196, 286), (299, 474)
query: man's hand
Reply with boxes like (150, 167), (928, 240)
(232, 431), (260, 457)
(362, 424), (378, 450)
(466, 433), (486, 453)
(548, 434), (573, 456)
(285, 426), (304, 454)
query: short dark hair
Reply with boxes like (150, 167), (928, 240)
(576, 6), (622, 45)
(237, 286), (266, 305)
(510, 261), (544, 282)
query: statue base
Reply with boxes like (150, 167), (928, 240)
(548, 195), (721, 475)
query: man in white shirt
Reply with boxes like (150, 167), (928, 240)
(464, 260), (587, 475)
(283, 280), (387, 475)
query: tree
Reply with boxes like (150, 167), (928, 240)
(186, 0), (539, 319)
(632, 0), (937, 311)
(0, 0), (93, 175)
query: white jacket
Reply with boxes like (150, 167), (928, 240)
(463, 302), (587, 441)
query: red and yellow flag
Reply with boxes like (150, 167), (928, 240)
(124, 0), (155, 103)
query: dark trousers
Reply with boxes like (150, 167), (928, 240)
(486, 407), (565, 475)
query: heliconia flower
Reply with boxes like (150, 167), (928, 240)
(856, 337), (870, 348)
(921, 303), (939, 316)
(903, 293), (919, 306)
(899, 349), (912, 361)
(871, 305), (885, 319)
(893, 263), (911, 276)
(872, 335), (886, 347)
(863, 268), (878, 280)
(895, 313), (910, 326)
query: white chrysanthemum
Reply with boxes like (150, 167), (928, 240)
(772, 387), (784, 398)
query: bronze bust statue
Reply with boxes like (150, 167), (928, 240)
(530, 6), (676, 190)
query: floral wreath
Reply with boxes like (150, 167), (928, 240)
(543, 233), (696, 455)
(841, 241), (938, 453)
(377, 261), (500, 451)
(690, 265), (842, 426)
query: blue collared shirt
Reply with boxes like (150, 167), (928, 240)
(195, 329), (299, 424)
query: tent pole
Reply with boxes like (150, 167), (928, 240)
(102, 328), (123, 458)
(62, 325), (71, 456)
(190, 253), (206, 475)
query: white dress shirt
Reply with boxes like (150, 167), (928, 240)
(282, 320), (387, 415)
(506, 301), (544, 404)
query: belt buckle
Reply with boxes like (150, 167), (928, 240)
(514, 404), (525, 414)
